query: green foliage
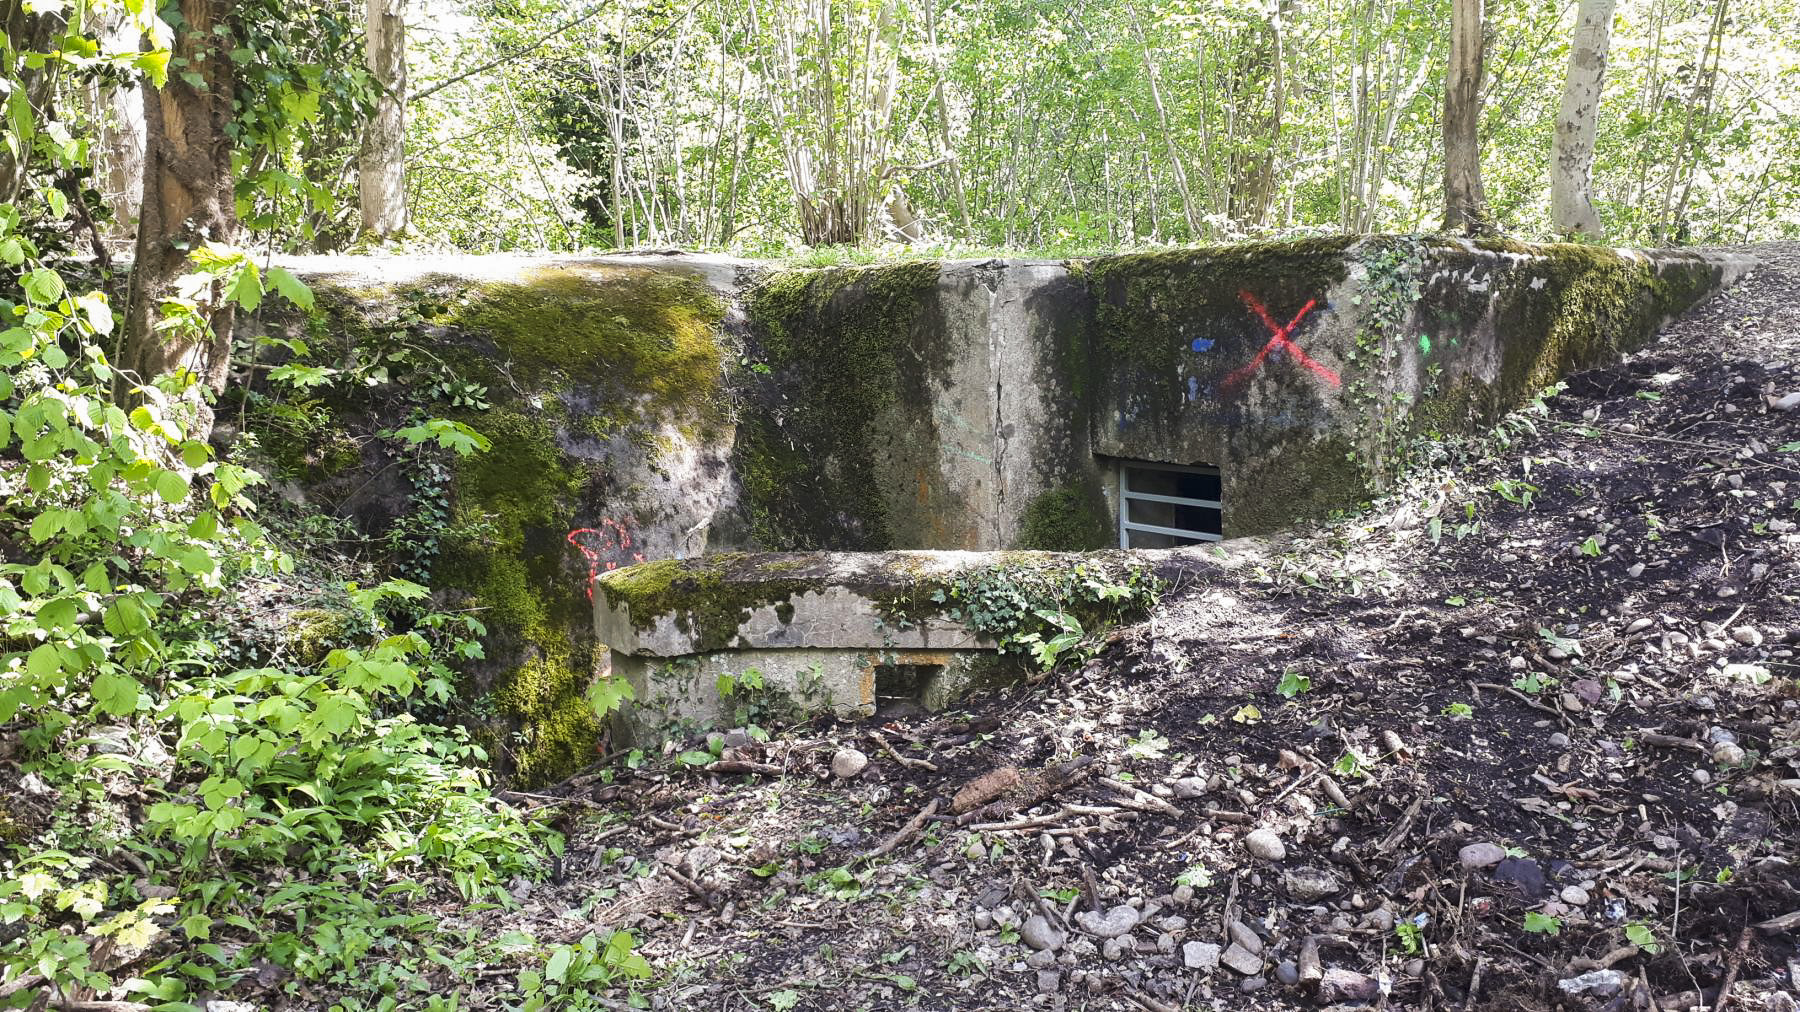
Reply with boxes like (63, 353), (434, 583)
(922, 561), (1162, 672)
(1522, 912), (1562, 935)
(517, 931), (651, 1011)
(1275, 670), (1311, 698)
(0, 146), (548, 1012)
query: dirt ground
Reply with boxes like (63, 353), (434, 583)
(457, 244), (1800, 1012)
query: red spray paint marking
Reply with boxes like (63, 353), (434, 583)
(1220, 290), (1340, 397)
(567, 519), (645, 600)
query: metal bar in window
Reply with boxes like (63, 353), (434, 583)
(1122, 520), (1224, 542)
(1120, 489), (1222, 509)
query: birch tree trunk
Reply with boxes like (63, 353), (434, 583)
(123, 0), (239, 400)
(1441, 0), (1489, 233)
(1550, 0), (1615, 236)
(89, 5), (145, 237)
(358, 0), (407, 238)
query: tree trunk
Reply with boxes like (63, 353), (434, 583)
(0, 1), (68, 205)
(1550, 0), (1615, 236)
(90, 5), (146, 237)
(359, 0), (407, 237)
(123, 0), (239, 399)
(1441, 0), (1489, 233)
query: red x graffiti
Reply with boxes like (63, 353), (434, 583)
(568, 519), (645, 600)
(1220, 290), (1341, 397)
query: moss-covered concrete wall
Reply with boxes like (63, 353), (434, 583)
(240, 254), (745, 785)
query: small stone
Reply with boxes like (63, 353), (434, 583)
(831, 748), (868, 778)
(1022, 915), (1065, 951)
(1076, 904), (1141, 939)
(1558, 969), (1625, 997)
(1172, 776), (1207, 799)
(1712, 741), (1746, 766)
(1182, 941), (1221, 971)
(1732, 626), (1763, 646)
(1102, 937), (1126, 961)
(1036, 970), (1062, 994)
(965, 840), (987, 861)
(1626, 617), (1654, 635)
(1365, 908), (1396, 932)
(1275, 960), (1300, 985)
(1221, 942), (1264, 976)
(1282, 865), (1342, 901)
(973, 909), (993, 930)
(722, 728), (752, 749)
(1693, 768), (1712, 784)
(1239, 976), (1267, 993)
(1319, 968), (1381, 1003)
(1627, 562), (1646, 578)
(1708, 726), (1738, 745)
(1156, 932), (1175, 953)
(1764, 993), (1797, 1012)
(1027, 948), (1057, 969)
(1459, 842), (1506, 870)
(1243, 829), (1286, 861)
(1228, 921), (1263, 954)
(1172, 884), (1195, 905)
(1560, 885), (1590, 906)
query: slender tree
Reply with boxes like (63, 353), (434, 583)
(1441, 0), (1489, 233)
(123, 0), (238, 399)
(1551, 0), (1616, 236)
(359, 0), (407, 237)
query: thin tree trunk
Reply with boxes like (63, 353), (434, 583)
(1127, 5), (1201, 239)
(1441, 0), (1489, 233)
(358, 0), (407, 237)
(87, 5), (145, 237)
(123, 0), (239, 409)
(0, 1), (68, 205)
(1550, 0), (1615, 236)
(923, 0), (971, 235)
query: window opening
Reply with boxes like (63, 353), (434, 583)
(1117, 461), (1221, 548)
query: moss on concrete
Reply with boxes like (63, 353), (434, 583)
(1014, 483), (1113, 551)
(736, 262), (944, 549)
(599, 554), (825, 653)
(436, 407), (603, 786)
(449, 266), (728, 434)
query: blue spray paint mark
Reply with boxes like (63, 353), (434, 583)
(1190, 337), (1215, 352)
(1187, 376), (1200, 402)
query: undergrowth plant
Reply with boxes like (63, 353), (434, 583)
(0, 205), (564, 1011)
(920, 562), (1162, 671)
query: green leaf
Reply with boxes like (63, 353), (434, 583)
(179, 440), (210, 468)
(1522, 911), (1561, 935)
(226, 264), (263, 311)
(545, 946), (572, 984)
(92, 672), (140, 715)
(266, 266), (315, 310)
(1275, 670), (1311, 698)
(21, 267), (64, 303)
(154, 469), (190, 504)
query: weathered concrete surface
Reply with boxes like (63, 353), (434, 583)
(595, 551), (1043, 741)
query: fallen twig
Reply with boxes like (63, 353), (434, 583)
(865, 798), (941, 861)
(1709, 922), (1754, 1012)
(870, 730), (938, 772)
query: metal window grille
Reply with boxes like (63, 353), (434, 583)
(1117, 461), (1222, 548)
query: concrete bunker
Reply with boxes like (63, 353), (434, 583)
(259, 238), (1756, 764)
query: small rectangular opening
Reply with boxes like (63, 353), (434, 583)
(875, 663), (941, 715)
(1118, 460), (1222, 547)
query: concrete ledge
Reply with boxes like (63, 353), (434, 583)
(596, 550), (1155, 742)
